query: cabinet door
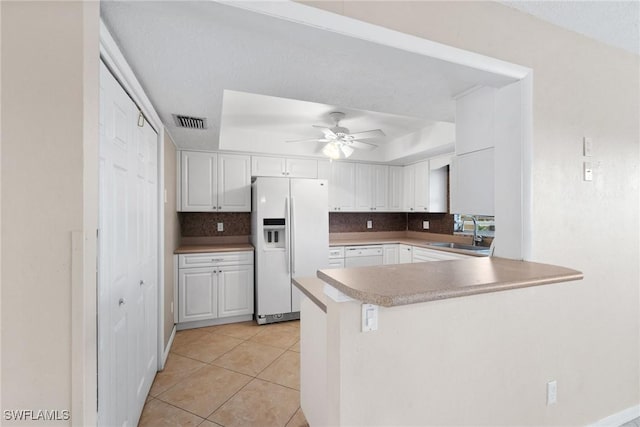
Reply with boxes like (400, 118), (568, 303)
(218, 154), (251, 212)
(218, 265), (254, 318)
(329, 161), (355, 211)
(413, 161), (430, 212)
(387, 166), (404, 211)
(355, 163), (373, 211)
(403, 164), (416, 212)
(372, 165), (388, 211)
(450, 148), (494, 216)
(328, 259), (345, 269)
(251, 156), (286, 177)
(181, 151), (217, 211)
(456, 86), (495, 155)
(178, 267), (217, 322)
(398, 244), (413, 264)
(429, 166), (448, 213)
(286, 158), (318, 178)
(383, 244), (399, 265)
(317, 160), (330, 181)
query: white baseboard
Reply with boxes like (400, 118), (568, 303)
(588, 404), (640, 427)
(160, 325), (176, 370)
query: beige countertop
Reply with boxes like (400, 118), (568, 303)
(292, 277), (327, 313)
(330, 236), (489, 257)
(315, 257), (583, 307)
(174, 243), (254, 254)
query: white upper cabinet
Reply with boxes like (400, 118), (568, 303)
(317, 159), (330, 181)
(329, 161), (356, 211)
(387, 166), (404, 211)
(428, 156), (450, 214)
(404, 161), (430, 212)
(180, 151), (250, 212)
(355, 164), (388, 211)
(450, 148), (494, 216)
(217, 154), (251, 212)
(413, 161), (430, 212)
(286, 158), (318, 178)
(251, 155), (318, 178)
(181, 151), (218, 211)
(456, 86), (496, 155)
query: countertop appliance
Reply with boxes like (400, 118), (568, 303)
(344, 245), (384, 267)
(252, 177), (329, 324)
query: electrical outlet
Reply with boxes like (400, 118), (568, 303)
(217, 222), (224, 232)
(423, 220), (430, 230)
(170, 302), (174, 314)
(367, 220), (373, 229)
(547, 380), (557, 405)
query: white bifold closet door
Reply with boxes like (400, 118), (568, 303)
(98, 61), (158, 427)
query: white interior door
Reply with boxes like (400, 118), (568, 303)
(98, 62), (158, 427)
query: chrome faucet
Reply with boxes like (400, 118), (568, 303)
(460, 215), (483, 246)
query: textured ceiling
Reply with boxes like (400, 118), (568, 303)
(501, 1), (640, 55)
(100, 1), (515, 153)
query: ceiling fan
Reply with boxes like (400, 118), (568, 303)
(287, 112), (385, 159)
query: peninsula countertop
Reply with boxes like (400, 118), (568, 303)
(315, 257), (583, 307)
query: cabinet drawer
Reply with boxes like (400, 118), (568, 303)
(179, 251), (253, 268)
(328, 259), (345, 269)
(329, 247), (345, 259)
(412, 247), (471, 262)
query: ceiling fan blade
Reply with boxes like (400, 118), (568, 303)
(286, 137), (329, 143)
(312, 125), (337, 139)
(350, 140), (378, 151)
(347, 129), (386, 140)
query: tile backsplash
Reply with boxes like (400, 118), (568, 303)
(180, 211), (455, 237)
(407, 213), (455, 234)
(179, 212), (251, 237)
(329, 212), (406, 233)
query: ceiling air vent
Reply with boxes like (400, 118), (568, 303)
(173, 114), (207, 130)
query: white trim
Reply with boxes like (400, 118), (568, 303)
(99, 16), (168, 411)
(99, 21), (162, 128)
(588, 404), (640, 427)
(176, 314), (254, 331)
(161, 325), (177, 369)
(219, 0), (530, 80)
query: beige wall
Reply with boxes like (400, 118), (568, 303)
(1, 1), (99, 425)
(303, 1), (640, 424)
(164, 132), (179, 348)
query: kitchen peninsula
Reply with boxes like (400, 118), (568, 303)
(294, 258), (583, 426)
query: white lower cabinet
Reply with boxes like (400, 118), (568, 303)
(328, 246), (345, 269)
(412, 247), (471, 262)
(398, 244), (413, 264)
(179, 267), (217, 322)
(383, 244), (399, 265)
(218, 265), (254, 318)
(178, 251), (254, 324)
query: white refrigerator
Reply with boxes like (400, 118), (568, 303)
(252, 177), (329, 324)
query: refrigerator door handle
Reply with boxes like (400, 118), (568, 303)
(291, 196), (296, 275)
(285, 197), (290, 274)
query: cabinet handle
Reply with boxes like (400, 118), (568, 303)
(119, 298), (125, 306)
(139, 280), (144, 286)
(218, 206), (221, 209)
(211, 258), (223, 262)
(212, 206), (217, 210)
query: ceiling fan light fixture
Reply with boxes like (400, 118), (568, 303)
(322, 142), (341, 160)
(340, 144), (354, 158)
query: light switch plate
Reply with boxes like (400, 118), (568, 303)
(367, 220), (373, 229)
(217, 222), (224, 232)
(423, 221), (430, 230)
(361, 304), (378, 332)
(583, 162), (593, 181)
(547, 380), (557, 405)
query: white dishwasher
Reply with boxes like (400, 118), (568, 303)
(344, 245), (383, 267)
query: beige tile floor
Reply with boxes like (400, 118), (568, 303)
(140, 320), (308, 427)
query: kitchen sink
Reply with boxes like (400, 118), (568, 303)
(426, 242), (491, 254)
